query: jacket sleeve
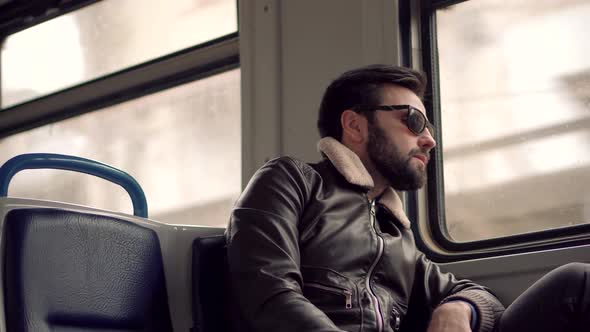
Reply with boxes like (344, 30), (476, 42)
(225, 157), (346, 332)
(407, 253), (505, 332)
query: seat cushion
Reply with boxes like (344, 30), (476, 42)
(3, 208), (173, 332)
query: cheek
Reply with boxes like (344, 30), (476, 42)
(388, 135), (414, 156)
(371, 121), (414, 157)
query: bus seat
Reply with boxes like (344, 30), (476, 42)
(4, 208), (173, 332)
(0, 154), (173, 331)
(192, 235), (232, 332)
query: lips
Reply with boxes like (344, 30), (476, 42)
(412, 153), (429, 165)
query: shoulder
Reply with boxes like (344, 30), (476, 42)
(263, 156), (314, 172)
(233, 156), (319, 219)
(244, 156), (316, 191)
(255, 156), (321, 182)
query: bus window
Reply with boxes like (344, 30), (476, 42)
(0, 69), (241, 227)
(1, 0), (237, 108)
(432, 0), (590, 242)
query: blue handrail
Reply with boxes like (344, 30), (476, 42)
(0, 153), (148, 218)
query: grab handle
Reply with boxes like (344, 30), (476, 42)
(0, 153), (148, 218)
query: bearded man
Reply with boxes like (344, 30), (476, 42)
(225, 64), (590, 332)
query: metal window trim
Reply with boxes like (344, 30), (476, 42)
(0, 32), (239, 139)
(0, 0), (101, 38)
(428, 0), (469, 10)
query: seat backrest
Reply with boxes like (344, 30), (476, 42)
(0, 153), (173, 331)
(3, 208), (174, 332)
(192, 235), (232, 332)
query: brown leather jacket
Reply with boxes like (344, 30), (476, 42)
(226, 137), (504, 332)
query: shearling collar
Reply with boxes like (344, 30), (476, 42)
(317, 137), (411, 229)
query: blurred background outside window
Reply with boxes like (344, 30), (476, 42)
(437, 0), (590, 241)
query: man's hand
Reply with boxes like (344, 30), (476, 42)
(426, 301), (473, 332)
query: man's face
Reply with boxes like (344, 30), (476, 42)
(366, 85), (436, 191)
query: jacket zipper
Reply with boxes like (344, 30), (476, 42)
(365, 199), (384, 332)
(305, 282), (353, 309)
(391, 306), (401, 331)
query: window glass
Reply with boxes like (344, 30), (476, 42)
(437, 0), (590, 241)
(0, 69), (240, 227)
(1, 0), (237, 108)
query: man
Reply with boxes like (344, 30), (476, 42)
(226, 64), (590, 332)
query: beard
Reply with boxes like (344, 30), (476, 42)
(367, 122), (427, 191)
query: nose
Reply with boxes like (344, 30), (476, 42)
(418, 129), (436, 151)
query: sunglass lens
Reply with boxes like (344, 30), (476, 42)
(407, 109), (426, 134)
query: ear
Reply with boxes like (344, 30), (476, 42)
(341, 110), (367, 144)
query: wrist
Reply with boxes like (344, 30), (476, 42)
(437, 300), (471, 314)
(436, 300), (476, 330)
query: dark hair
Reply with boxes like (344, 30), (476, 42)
(317, 64), (426, 140)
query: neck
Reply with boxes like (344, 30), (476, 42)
(341, 140), (391, 200)
(359, 153), (390, 201)
(366, 171), (389, 200)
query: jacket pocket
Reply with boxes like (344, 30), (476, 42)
(304, 282), (353, 309)
(301, 265), (359, 311)
(300, 265), (360, 327)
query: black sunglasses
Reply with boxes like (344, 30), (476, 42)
(353, 104), (435, 136)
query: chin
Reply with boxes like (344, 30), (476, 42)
(391, 180), (424, 191)
(390, 173), (427, 191)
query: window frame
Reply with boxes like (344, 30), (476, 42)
(404, 0), (590, 262)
